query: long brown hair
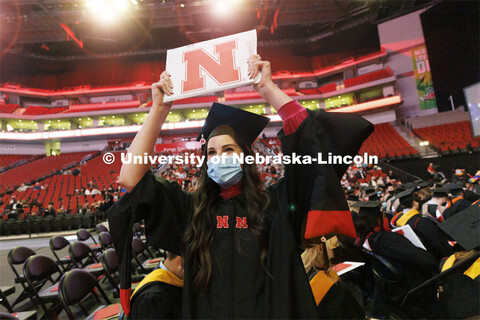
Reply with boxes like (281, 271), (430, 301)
(183, 137), (271, 292)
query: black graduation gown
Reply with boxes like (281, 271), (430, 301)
(130, 280), (183, 319)
(308, 270), (365, 319)
(403, 214), (454, 261)
(366, 231), (438, 318)
(107, 108), (373, 318)
(442, 198), (472, 220)
(317, 282), (365, 319)
(429, 255), (480, 318)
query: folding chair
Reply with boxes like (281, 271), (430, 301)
(49, 236), (74, 272)
(23, 255), (64, 317)
(76, 229), (102, 254)
(132, 237), (158, 273)
(98, 231), (114, 250)
(69, 242), (105, 278)
(0, 311), (37, 320)
(101, 249), (119, 291)
(0, 285), (15, 312)
(58, 269), (115, 320)
(7, 247), (43, 308)
(101, 249), (144, 299)
(95, 224), (109, 234)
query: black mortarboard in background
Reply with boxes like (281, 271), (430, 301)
(352, 200), (382, 218)
(363, 186), (375, 192)
(396, 188), (416, 201)
(439, 202), (480, 251)
(347, 194), (359, 201)
(417, 181), (430, 188)
(403, 182), (418, 190)
(197, 102), (270, 146)
(445, 182), (464, 194)
(432, 188), (449, 198)
(366, 192), (380, 201)
(394, 185), (407, 194)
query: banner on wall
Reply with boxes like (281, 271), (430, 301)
(164, 30), (260, 102)
(411, 45), (437, 110)
(155, 141), (201, 153)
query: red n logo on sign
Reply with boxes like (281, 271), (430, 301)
(182, 40), (241, 94)
(217, 216), (229, 229)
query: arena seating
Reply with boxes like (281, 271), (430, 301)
(64, 100), (140, 113)
(0, 155), (34, 169)
(344, 68), (394, 88)
(359, 123), (419, 159)
(318, 83), (337, 94)
(299, 83), (340, 95)
(413, 121), (480, 153)
(0, 104), (20, 114)
(22, 106), (68, 115)
(298, 88), (320, 95)
(175, 96), (218, 105)
(0, 151), (123, 215)
(0, 152), (94, 194)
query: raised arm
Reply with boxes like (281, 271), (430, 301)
(248, 54), (292, 111)
(118, 72), (174, 192)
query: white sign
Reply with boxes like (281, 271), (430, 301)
(164, 29), (260, 102)
(332, 261), (365, 276)
(392, 224), (427, 250)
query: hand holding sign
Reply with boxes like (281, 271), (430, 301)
(152, 71), (174, 109)
(248, 54), (274, 96)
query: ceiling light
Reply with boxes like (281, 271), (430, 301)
(214, 1), (230, 15)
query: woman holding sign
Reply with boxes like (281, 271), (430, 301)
(108, 55), (373, 318)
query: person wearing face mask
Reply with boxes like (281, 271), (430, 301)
(390, 188), (454, 262)
(107, 55), (374, 318)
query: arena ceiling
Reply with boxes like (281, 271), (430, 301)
(1, 0), (437, 60)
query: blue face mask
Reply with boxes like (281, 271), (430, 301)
(207, 155), (243, 188)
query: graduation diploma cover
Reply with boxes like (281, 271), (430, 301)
(164, 29), (259, 102)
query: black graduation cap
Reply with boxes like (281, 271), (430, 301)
(417, 181), (430, 188)
(445, 182), (464, 194)
(393, 185), (406, 194)
(432, 188), (449, 198)
(396, 188), (416, 201)
(438, 202), (480, 250)
(403, 182), (418, 190)
(362, 186), (375, 192)
(352, 200), (382, 208)
(366, 192), (380, 201)
(352, 201), (382, 217)
(346, 194), (359, 201)
(197, 102), (270, 146)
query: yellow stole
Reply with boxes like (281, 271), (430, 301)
(396, 209), (420, 227)
(310, 269), (339, 305)
(132, 268), (183, 298)
(441, 255), (480, 280)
